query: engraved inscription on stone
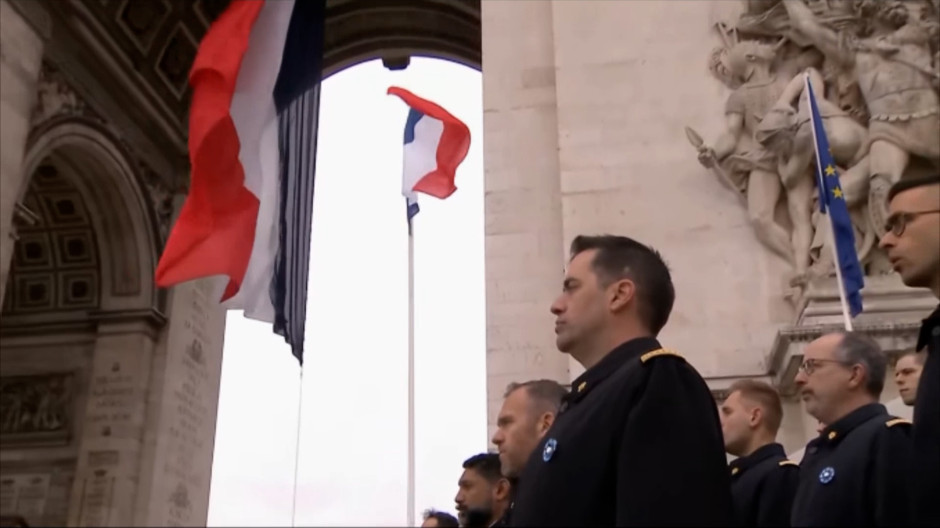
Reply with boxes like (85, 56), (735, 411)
(163, 281), (214, 526)
(87, 362), (136, 437)
(74, 451), (118, 527)
(0, 373), (72, 444)
(0, 474), (50, 519)
(77, 469), (114, 527)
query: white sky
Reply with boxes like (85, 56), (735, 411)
(206, 59), (487, 527)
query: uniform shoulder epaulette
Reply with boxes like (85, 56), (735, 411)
(640, 348), (683, 363)
(778, 460), (799, 467)
(885, 418), (912, 428)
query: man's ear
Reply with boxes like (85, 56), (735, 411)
(609, 278), (636, 312)
(748, 406), (763, 429)
(537, 411), (556, 436)
(847, 364), (866, 391)
(494, 478), (511, 501)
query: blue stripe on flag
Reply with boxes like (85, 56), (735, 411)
(270, 0), (325, 365)
(403, 109), (423, 145)
(806, 76), (864, 317)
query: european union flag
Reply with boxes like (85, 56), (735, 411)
(805, 75), (864, 317)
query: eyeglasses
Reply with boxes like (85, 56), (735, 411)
(799, 358), (848, 376)
(884, 209), (940, 237)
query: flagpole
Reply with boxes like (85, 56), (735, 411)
(291, 368), (304, 527)
(407, 223), (416, 527)
(804, 73), (853, 331)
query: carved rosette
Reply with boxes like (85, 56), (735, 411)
(30, 61), (176, 246)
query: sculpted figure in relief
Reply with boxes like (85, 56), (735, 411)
(783, 0), (940, 236)
(695, 35), (820, 269)
(694, 0), (940, 295)
(755, 67), (876, 285)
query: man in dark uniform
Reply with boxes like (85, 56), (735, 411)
(509, 235), (732, 526)
(454, 453), (511, 527)
(790, 331), (913, 526)
(880, 174), (940, 527)
(719, 379), (799, 527)
(491, 380), (567, 527)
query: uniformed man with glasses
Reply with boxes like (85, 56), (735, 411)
(880, 174), (940, 527)
(790, 331), (913, 526)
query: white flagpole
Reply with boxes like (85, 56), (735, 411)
(407, 223), (416, 527)
(804, 73), (853, 331)
(291, 368), (304, 526)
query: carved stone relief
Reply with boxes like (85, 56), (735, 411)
(690, 0), (940, 300)
(0, 373), (73, 446)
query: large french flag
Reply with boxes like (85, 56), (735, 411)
(387, 87), (471, 227)
(154, 0), (325, 365)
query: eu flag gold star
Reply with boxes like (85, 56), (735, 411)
(832, 187), (843, 199)
(824, 165), (836, 176)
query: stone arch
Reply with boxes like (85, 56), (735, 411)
(8, 118), (163, 322)
(321, 0), (481, 78)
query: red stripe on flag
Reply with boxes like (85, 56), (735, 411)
(155, 0), (265, 301)
(387, 86), (471, 200)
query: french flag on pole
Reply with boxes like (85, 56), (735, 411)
(154, 0), (325, 365)
(387, 87), (471, 230)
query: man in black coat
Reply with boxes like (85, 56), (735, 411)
(509, 235), (733, 526)
(719, 379), (799, 527)
(880, 174), (940, 527)
(790, 332), (913, 526)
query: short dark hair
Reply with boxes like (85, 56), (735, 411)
(422, 509), (459, 527)
(504, 379), (567, 413)
(727, 379), (784, 433)
(898, 349), (927, 367)
(834, 331), (887, 397)
(887, 174), (940, 201)
(569, 235), (675, 335)
(462, 453), (502, 483)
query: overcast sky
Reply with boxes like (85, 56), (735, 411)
(206, 58), (487, 527)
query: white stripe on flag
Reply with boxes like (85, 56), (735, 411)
(221, 0), (296, 322)
(402, 115), (444, 208)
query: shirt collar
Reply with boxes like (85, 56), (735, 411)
(729, 442), (786, 477)
(819, 402), (886, 445)
(916, 304), (940, 351)
(563, 337), (661, 408)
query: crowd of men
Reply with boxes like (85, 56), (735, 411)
(420, 175), (939, 527)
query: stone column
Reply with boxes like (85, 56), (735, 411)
(481, 0), (569, 442)
(132, 278), (225, 527)
(66, 319), (159, 527)
(0, 0), (46, 305)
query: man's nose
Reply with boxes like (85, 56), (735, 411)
(550, 296), (565, 316)
(794, 370), (807, 386)
(879, 231), (895, 249)
(492, 430), (503, 446)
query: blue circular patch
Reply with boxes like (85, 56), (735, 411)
(819, 466), (835, 484)
(542, 438), (558, 462)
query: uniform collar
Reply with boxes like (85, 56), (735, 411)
(564, 337), (661, 408)
(819, 402), (886, 445)
(729, 442), (785, 477)
(916, 304), (940, 351)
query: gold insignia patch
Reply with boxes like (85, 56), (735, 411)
(885, 418), (912, 428)
(640, 348), (683, 363)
